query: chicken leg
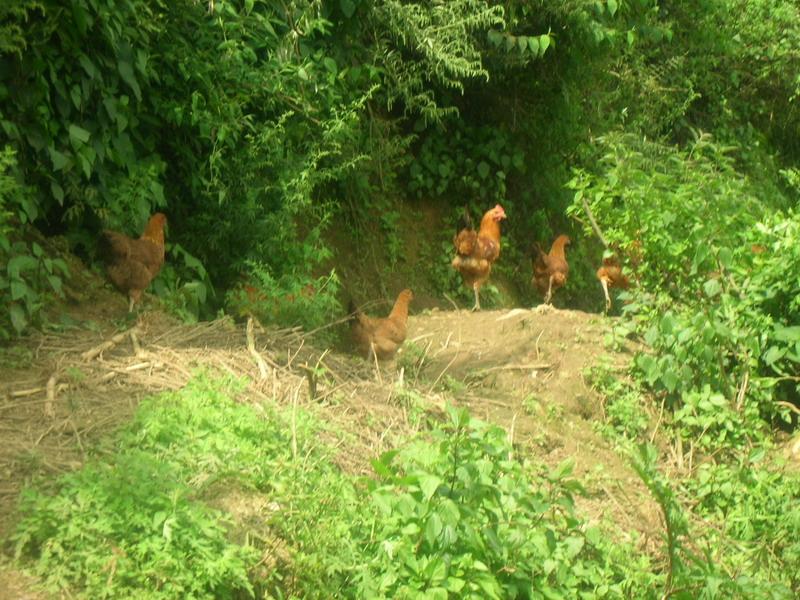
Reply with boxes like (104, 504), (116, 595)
(472, 284), (481, 311)
(544, 276), (554, 305)
(600, 277), (611, 311)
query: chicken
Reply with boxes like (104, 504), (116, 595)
(532, 234), (570, 305)
(596, 254), (630, 311)
(349, 289), (413, 361)
(100, 212), (167, 312)
(451, 204), (507, 310)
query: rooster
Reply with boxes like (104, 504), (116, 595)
(451, 204), (507, 311)
(349, 289), (413, 361)
(532, 234), (570, 305)
(596, 254), (630, 311)
(99, 212), (167, 312)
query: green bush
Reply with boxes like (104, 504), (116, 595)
(0, 147), (69, 339)
(355, 406), (655, 598)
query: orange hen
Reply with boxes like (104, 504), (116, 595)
(349, 289), (413, 361)
(596, 255), (630, 311)
(100, 212), (167, 312)
(451, 204), (507, 310)
(532, 234), (570, 305)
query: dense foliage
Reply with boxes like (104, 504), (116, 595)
(4, 0), (800, 596)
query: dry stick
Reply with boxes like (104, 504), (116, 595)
(441, 331), (453, 352)
(650, 397), (667, 445)
(286, 339), (305, 368)
(82, 326), (141, 361)
(246, 316), (269, 380)
(129, 330), (144, 358)
(735, 370), (749, 411)
(534, 329), (545, 362)
(290, 382), (301, 461)
(34, 423), (57, 446)
(44, 374), (58, 419)
(508, 412), (518, 461)
(409, 332), (434, 344)
(582, 196), (608, 248)
(442, 293), (460, 311)
(8, 386), (46, 398)
(371, 343), (383, 385)
(428, 350), (461, 393)
(776, 400), (800, 416)
(473, 363), (552, 376)
(68, 417), (86, 457)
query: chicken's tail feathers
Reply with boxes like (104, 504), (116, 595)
(98, 230), (131, 260)
(347, 299), (362, 322)
(456, 205), (473, 235)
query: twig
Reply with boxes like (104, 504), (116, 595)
(442, 293), (460, 311)
(371, 344), (383, 385)
(471, 363), (552, 377)
(82, 326), (141, 361)
(508, 412), (518, 461)
(428, 350), (460, 393)
(534, 329), (544, 362)
(735, 370), (749, 412)
(246, 316), (269, 380)
(776, 401), (800, 416)
(68, 417), (86, 457)
(290, 382), (301, 461)
(650, 397), (667, 445)
(129, 330), (144, 358)
(9, 386), (46, 398)
(44, 374), (58, 419)
(286, 339), (305, 368)
(582, 197), (608, 247)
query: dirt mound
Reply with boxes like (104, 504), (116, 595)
(1, 296), (664, 596)
(407, 307), (662, 548)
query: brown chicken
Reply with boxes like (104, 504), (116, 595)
(451, 204), (507, 310)
(349, 289), (413, 361)
(100, 212), (167, 312)
(596, 254), (630, 311)
(532, 234), (570, 305)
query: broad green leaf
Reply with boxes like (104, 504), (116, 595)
(424, 512), (443, 546)
(718, 247), (733, 269)
(48, 147), (70, 171)
(340, 0), (356, 18)
(419, 474), (442, 501)
(703, 278), (722, 298)
(10, 280), (28, 301)
(527, 36), (540, 55)
(607, 0), (618, 17)
(517, 36), (528, 53)
(78, 54), (98, 78)
(661, 369), (679, 393)
(47, 275), (64, 296)
(763, 346), (785, 365)
(118, 60), (141, 100)
(50, 181), (64, 205)
(69, 124), (91, 146)
(539, 34), (551, 56)
(8, 255), (38, 278)
(773, 325), (800, 342)
(9, 304), (27, 334)
(477, 161), (490, 179)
